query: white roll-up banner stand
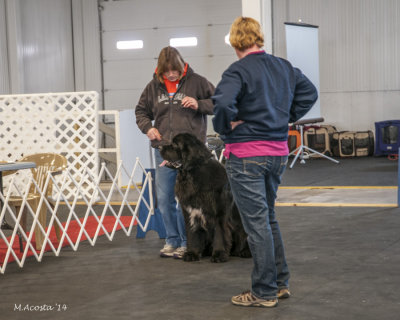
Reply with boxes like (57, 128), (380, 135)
(285, 22), (320, 119)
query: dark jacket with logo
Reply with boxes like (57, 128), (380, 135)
(212, 51), (318, 143)
(135, 65), (215, 148)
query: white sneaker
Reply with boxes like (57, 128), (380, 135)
(173, 247), (187, 259)
(160, 244), (177, 257)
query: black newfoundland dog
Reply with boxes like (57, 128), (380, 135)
(159, 133), (251, 262)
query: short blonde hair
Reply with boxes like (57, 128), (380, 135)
(229, 17), (264, 51)
(156, 46), (185, 83)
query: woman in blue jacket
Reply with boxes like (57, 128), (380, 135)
(212, 17), (318, 308)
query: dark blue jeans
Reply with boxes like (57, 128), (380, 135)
(226, 154), (290, 299)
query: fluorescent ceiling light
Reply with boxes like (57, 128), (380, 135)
(116, 40), (143, 50)
(225, 33), (231, 46)
(170, 37), (198, 47)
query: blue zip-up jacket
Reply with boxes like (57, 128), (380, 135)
(212, 51), (318, 143)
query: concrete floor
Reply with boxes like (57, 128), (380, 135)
(279, 156), (398, 207)
(277, 186), (397, 207)
(1, 156), (399, 320)
(281, 156), (397, 187)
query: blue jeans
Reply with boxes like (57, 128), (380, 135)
(225, 154), (290, 300)
(154, 149), (187, 248)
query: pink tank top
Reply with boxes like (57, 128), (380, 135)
(223, 140), (289, 159)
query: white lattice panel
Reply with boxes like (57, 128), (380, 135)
(0, 159), (154, 274)
(0, 91), (99, 199)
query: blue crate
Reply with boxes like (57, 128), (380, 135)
(374, 120), (400, 156)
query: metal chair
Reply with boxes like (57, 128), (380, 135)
(7, 153), (68, 250)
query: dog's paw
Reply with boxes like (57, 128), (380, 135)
(211, 250), (229, 263)
(183, 251), (200, 262)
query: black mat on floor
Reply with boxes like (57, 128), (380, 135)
(282, 156), (397, 186)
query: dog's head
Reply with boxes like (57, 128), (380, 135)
(159, 133), (212, 170)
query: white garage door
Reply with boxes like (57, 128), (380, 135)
(100, 0), (241, 115)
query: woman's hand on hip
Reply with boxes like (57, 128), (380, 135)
(147, 128), (162, 141)
(231, 120), (244, 130)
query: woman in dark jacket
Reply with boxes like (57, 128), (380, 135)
(213, 17), (318, 307)
(136, 46), (215, 258)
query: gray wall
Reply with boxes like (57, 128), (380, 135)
(72, 0), (102, 95)
(0, 0), (75, 93)
(0, 0), (101, 95)
(19, 0), (74, 93)
(0, 0), (10, 93)
(272, 0), (400, 131)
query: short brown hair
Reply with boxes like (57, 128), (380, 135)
(156, 46), (185, 83)
(229, 17), (264, 51)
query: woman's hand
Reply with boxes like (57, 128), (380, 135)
(231, 120), (244, 130)
(147, 128), (162, 141)
(181, 96), (198, 110)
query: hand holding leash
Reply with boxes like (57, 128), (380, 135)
(147, 128), (162, 141)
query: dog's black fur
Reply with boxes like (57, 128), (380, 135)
(159, 133), (251, 262)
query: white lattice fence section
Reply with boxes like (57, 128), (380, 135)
(0, 159), (154, 274)
(0, 91), (99, 199)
